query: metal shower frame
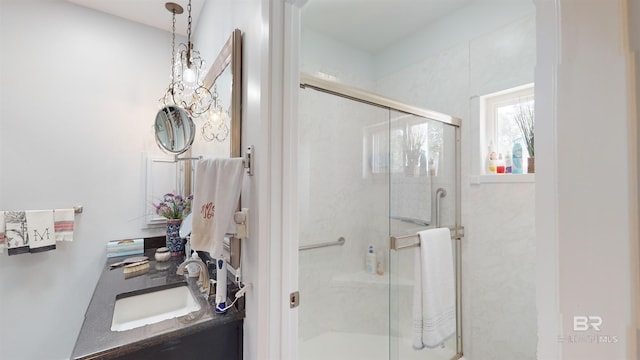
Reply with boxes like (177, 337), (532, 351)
(300, 72), (464, 359)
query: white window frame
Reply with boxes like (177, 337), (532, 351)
(476, 83), (535, 182)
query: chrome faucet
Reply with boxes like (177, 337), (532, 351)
(176, 258), (210, 299)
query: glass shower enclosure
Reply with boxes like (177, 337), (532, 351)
(298, 73), (463, 360)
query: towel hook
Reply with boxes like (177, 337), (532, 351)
(243, 145), (254, 176)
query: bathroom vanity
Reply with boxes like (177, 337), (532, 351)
(71, 250), (243, 359)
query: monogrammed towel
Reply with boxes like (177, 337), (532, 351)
(190, 158), (244, 258)
(26, 210), (56, 253)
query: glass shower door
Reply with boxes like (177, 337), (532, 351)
(297, 80), (461, 360)
(298, 87), (392, 360)
(388, 110), (460, 360)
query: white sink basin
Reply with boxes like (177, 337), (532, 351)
(111, 283), (201, 332)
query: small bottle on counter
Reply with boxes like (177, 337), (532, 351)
(505, 151), (513, 174)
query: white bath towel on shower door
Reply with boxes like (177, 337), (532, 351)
(190, 158), (244, 259)
(413, 227), (456, 349)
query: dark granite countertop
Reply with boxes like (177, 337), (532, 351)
(71, 250), (244, 360)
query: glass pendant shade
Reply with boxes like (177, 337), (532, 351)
(201, 86), (230, 142)
(167, 44), (212, 116)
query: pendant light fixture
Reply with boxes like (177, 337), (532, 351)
(201, 85), (230, 142)
(162, 1), (212, 117)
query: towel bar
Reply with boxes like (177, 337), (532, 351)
(159, 145), (255, 176)
(390, 226), (464, 250)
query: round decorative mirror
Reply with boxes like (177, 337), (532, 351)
(155, 105), (195, 154)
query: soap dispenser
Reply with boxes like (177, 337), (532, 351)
(186, 251), (201, 278)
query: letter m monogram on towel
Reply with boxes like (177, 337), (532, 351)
(201, 202), (215, 219)
(33, 228), (50, 242)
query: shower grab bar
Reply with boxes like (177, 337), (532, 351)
(435, 187), (447, 228)
(299, 237), (346, 251)
(389, 226), (464, 251)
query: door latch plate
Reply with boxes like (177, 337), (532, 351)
(290, 291), (299, 309)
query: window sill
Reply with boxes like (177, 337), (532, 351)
(470, 174), (535, 184)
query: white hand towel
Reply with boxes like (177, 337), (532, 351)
(0, 211), (5, 254)
(54, 209), (75, 242)
(412, 228), (456, 349)
(190, 158), (244, 258)
(5, 211), (29, 255)
(26, 210), (56, 253)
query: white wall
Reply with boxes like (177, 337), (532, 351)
(536, 0), (638, 358)
(0, 1), (173, 359)
(374, 0), (535, 79)
(300, 28), (375, 89)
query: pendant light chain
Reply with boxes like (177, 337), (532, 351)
(186, 0), (193, 67)
(170, 10), (177, 89)
(187, 0), (192, 45)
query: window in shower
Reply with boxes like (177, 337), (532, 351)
(480, 83), (535, 175)
(364, 115), (443, 178)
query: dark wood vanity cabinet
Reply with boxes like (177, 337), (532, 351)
(115, 319), (242, 360)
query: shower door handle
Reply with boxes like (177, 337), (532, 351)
(435, 188), (447, 228)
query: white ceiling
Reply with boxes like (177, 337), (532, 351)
(66, 0), (205, 37)
(67, 0), (473, 54)
(302, 0), (474, 54)
(67, 0), (474, 53)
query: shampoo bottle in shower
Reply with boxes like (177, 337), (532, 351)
(365, 245), (376, 274)
(376, 251), (384, 275)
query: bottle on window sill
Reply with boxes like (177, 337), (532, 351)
(512, 142), (523, 174)
(505, 151), (512, 174)
(486, 141), (497, 174)
(496, 153), (505, 174)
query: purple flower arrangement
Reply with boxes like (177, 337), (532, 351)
(153, 192), (193, 220)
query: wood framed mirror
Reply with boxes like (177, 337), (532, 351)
(184, 29), (243, 194)
(203, 28), (242, 159)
